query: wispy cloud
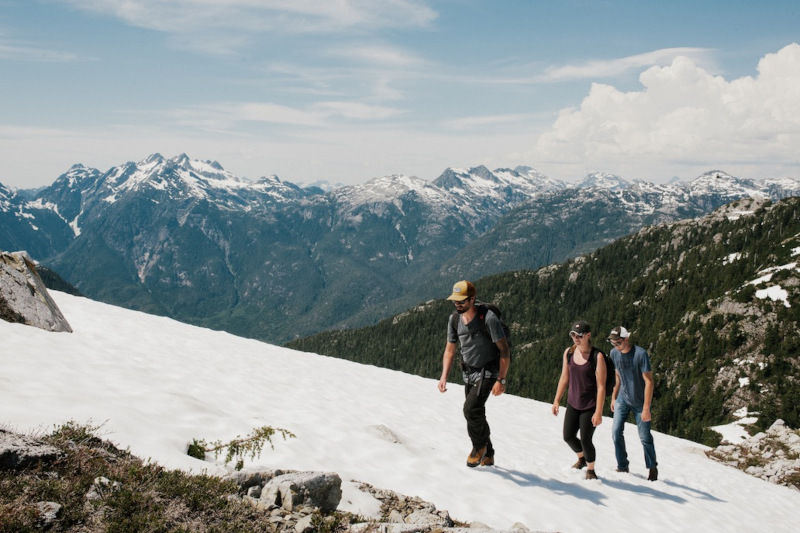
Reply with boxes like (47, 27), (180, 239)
(333, 43), (428, 68)
(445, 113), (542, 131)
(539, 47), (716, 82)
(57, 0), (438, 53)
(168, 99), (405, 131)
(0, 42), (79, 62)
(315, 101), (405, 120)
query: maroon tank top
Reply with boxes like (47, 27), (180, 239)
(568, 348), (598, 410)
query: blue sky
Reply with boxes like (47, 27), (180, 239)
(1, 0), (799, 189)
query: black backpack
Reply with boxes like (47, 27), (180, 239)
(567, 345), (615, 396)
(449, 301), (512, 357)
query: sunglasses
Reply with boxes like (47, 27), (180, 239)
(610, 339), (623, 346)
(453, 298), (471, 305)
(569, 332), (585, 339)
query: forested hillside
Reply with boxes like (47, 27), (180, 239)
(288, 197), (800, 445)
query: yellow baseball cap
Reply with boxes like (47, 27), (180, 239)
(446, 280), (476, 301)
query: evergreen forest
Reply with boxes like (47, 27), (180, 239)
(287, 197), (800, 445)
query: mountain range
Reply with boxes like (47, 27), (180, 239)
(2, 153), (799, 343)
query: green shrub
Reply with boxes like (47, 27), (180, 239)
(189, 425), (296, 471)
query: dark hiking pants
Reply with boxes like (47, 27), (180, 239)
(464, 376), (497, 454)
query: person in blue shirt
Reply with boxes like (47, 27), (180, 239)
(608, 326), (659, 481)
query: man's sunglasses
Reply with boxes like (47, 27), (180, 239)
(453, 298), (471, 305)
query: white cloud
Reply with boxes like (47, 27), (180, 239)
(445, 113), (541, 131)
(532, 43), (800, 181)
(58, 0), (437, 53)
(540, 47), (715, 82)
(315, 101), (405, 120)
(168, 100), (405, 130)
(333, 43), (427, 68)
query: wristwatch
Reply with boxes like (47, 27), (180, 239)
(498, 378), (507, 386)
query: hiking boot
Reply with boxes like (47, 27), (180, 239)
(571, 457), (587, 470)
(585, 469), (598, 480)
(648, 468), (658, 481)
(616, 466), (629, 473)
(480, 454), (495, 466)
(467, 446), (487, 468)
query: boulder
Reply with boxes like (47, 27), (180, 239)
(0, 429), (62, 470)
(261, 471), (342, 512)
(0, 250), (72, 332)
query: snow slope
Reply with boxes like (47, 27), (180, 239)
(2, 292), (798, 532)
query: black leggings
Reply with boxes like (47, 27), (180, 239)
(563, 404), (596, 463)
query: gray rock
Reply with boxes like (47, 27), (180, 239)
(0, 429), (62, 470)
(36, 501), (61, 528)
(261, 471), (342, 512)
(0, 250), (72, 332)
(294, 514), (315, 533)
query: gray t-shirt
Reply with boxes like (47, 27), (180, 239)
(610, 345), (652, 407)
(447, 308), (505, 369)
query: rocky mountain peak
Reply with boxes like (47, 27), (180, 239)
(577, 172), (629, 190)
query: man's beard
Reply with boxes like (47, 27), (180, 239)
(456, 306), (468, 314)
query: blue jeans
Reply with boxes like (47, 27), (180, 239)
(612, 398), (657, 469)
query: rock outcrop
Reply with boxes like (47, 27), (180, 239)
(0, 428), (63, 470)
(707, 419), (800, 490)
(0, 250), (72, 332)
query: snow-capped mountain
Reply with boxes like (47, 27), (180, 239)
(2, 154), (799, 343)
(0, 182), (75, 259)
(576, 171), (630, 190)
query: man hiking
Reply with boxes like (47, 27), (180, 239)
(438, 280), (510, 467)
(608, 326), (659, 481)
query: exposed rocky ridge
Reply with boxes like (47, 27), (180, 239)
(707, 419), (800, 489)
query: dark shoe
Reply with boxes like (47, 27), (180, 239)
(648, 468), (658, 481)
(585, 469), (598, 480)
(480, 454), (495, 466)
(467, 446), (487, 468)
(616, 466), (629, 473)
(572, 456), (587, 470)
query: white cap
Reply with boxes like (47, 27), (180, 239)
(608, 326), (630, 340)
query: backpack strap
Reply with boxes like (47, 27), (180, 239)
(588, 347), (599, 370)
(474, 303), (491, 341)
(568, 345), (597, 365)
(448, 311), (458, 336)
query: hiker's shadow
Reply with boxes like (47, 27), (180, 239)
(488, 467), (723, 506)
(488, 466), (608, 506)
(660, 479), (726, 503)
(599, 477), (689, 503)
